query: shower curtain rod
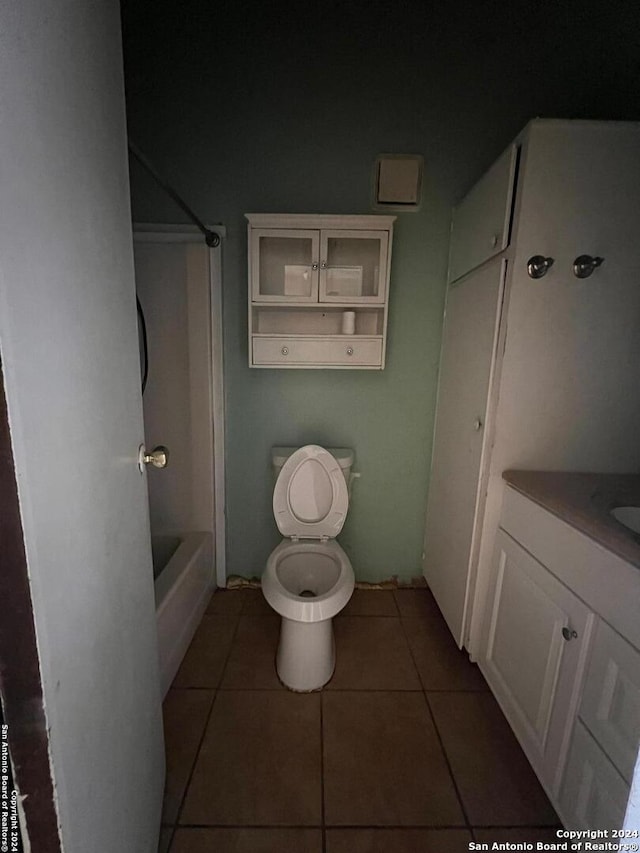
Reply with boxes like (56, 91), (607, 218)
(127, 139), (220, 248)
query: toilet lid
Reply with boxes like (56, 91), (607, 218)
(273, 445), (348, 540)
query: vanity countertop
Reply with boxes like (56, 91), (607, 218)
(502, 470), (640, 569)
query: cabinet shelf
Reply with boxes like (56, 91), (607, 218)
(252, 333), (383, 340)
(251, 299), (384, 309)
(251, 304), (384, 337)
(246, 214), (394, 369)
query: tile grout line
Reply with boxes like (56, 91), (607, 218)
(169, 591), (247, 838)
(423, 688), (475, 836)
(320, 692), (326, 853)
(178, 680), (490, 692)
(390, 591), (401, 617)
(392, 610), (425, 689)
(171, 821), (507, 829)
(165, 688), (218, 850)
(209, 685), (486, 692)
(215, 591), (253, 692)
(395, 609), (475, 837)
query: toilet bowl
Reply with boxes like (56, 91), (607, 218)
(262, 444), (355, 691)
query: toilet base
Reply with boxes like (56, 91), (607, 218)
(276, 617), (335, 692)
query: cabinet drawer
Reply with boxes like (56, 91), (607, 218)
(579, 620), (640, 784)
(252, 336), (383, 366)
(559, 721), (629, 830)
(448, 144), (518, 282)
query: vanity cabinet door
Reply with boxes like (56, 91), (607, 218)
(559, 721), (629, 830)
(578, 620), (640, 785)
(480, 530), (595, 796)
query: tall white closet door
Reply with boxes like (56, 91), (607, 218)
(423, 258), (506, 647)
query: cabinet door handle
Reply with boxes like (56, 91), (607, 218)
(321, 261), (327, 269)
(562, 627), (578, 641)
(281, 346), (289, 356)
(311, 262), (319, 271)
(346, 347), (354, 356)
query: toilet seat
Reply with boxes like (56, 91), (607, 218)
(263, 538), (354, 623)
(273, 444), (348, 541)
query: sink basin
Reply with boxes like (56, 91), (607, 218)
(611, 506), (640, 535)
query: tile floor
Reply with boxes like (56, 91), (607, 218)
(159, 588), (561, 853)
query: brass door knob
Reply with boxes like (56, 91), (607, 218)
(138, 444), (169, 472)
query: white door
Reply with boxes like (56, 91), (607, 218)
(0, 3), (164, 852)
(423, 258), (506, 646)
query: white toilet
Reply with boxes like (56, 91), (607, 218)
(262, 444), (355, 691)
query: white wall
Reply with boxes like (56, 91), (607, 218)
(494, 121), (640, 476)
(0, 3), (164, 850)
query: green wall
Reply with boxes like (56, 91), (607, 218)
(122, 0), (640, 582)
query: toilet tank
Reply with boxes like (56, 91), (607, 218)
(271, 446), (354, 490)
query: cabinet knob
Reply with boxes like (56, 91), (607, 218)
(311, 262), (319, 271)
(346, 347), (354, 356)
(321, 261), (327, 270)
(527, 255), (555, 279)
(561, 627), (578, 641)
(572, 255), (604, 278)
(281, 346), (289, 356)
(490, 233), (500, 249)
(473, 417), (483, 432)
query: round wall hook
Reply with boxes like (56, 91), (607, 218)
(573, 255), (604, 278)
(527, 256), (555, 279)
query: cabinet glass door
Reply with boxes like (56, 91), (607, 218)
(319, 230), (388, 303)
(251, 229), (319, 302)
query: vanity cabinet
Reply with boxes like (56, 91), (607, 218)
(479, 484), (640, 829)
(481, 529), (594, 798)
(246, 214), (395, 368)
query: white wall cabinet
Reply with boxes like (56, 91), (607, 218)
(448, 144), (517, 283)
(422, 119), (640, 649)
(246, 214), (395, 368)
(479, 485), (640, 829)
